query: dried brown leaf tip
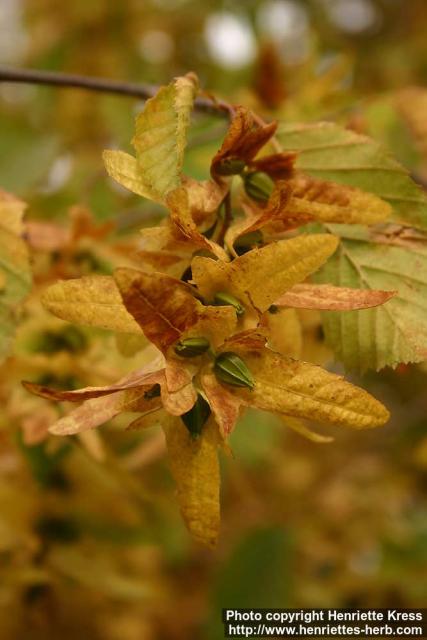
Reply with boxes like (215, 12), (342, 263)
(166, 186), (228, 260)
(211, 106), (278, 179)
(248, 152), (296, 180)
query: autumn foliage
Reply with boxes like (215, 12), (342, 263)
(11, 71), (427, 547)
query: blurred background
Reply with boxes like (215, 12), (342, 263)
(0, 1), (426, 638)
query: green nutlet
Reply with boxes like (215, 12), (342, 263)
(214, 352), (254, 389)
(174, 337), (210, 358)
(234, 230), (264, 256)
(214, 292), (245, 317)
(216, 157), (246, 176)
(181, 394), (211, 438)
(243, 171), (275, 203)
(268, 304), (280, 314)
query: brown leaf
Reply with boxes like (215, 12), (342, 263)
(201, 367), (242, 437)
(164, 359), (196, 393)
(114, 268), (200, 352)
(225, 181), (301, 254)
(26, 221), (71, 251)
(69, 204), (114, 242)
(248, 152), (296, 180)
(275, 283), (396, 310)
(23, 366), (164, 402)
(48, 386), (163, 436)
(211, 107), (277, 179)
(220, 329), (268, 353)
(161, 377), (197, 416)
(182, 176), (228, 224)
(253, 42), (287, 110)
(166, 186), (228, 260)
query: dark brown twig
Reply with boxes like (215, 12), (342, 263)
(0, 66), (231, 118)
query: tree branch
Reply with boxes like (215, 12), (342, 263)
(0, 66), (231, 118)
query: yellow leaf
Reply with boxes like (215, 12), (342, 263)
(103, 150), (156, 199)
(137, 225), (193, 277)
(42, 276), (142, 334)
(286, 174), (391, 225)
(192, 234), (339, 313)
(115, 333), (148, 357)
(220, 343), (389, 429)
(263, 307), (302, 358)
(77, 430), (106, 462)
(127, 408), (173, 431)
(280, 415), (334, 443)
(163, 417), (220, 547)
(298, 309), (333, 366)
(0, 189), (26, 234)
(132, 73), (198, 200)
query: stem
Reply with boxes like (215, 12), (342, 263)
(0, 66), (231, 118)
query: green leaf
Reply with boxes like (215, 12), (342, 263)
(314, 224), (427, 371)
(133, 73), (197, 199)
(278, 122), (427, 230)
(0, 191), (32, 363)
(104, 74), (197, 202)
(102, 150), (155, 200)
